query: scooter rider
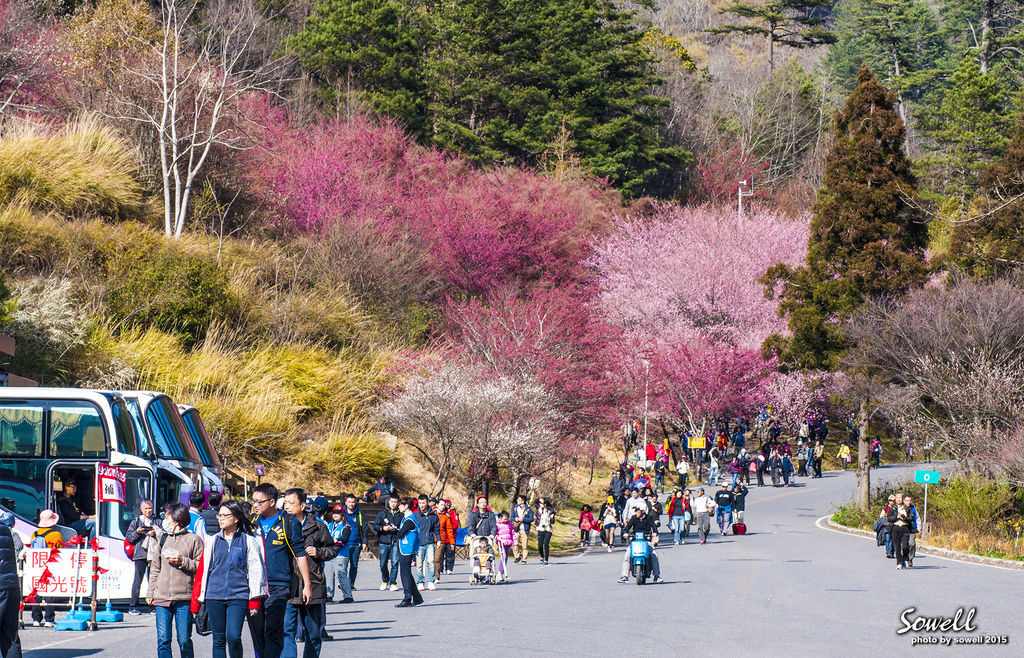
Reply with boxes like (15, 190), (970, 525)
(617, 506), (662, 584)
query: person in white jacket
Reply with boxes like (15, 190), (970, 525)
(622, 489), (647, 520)
(691, 489), (716, 545)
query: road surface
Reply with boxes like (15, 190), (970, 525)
(17, 464), (1022, 656)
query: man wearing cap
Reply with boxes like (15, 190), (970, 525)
(881, 494), (898, 558)
(714, 484), (735, 535)
(55, 479), (95, 538)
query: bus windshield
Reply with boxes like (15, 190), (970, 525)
(181, 409), (220, 468)
(110, 398), (140, 456)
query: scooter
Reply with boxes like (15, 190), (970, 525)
(628, 533), (653, 585)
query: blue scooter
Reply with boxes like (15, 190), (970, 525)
(628, 533), (653, 585)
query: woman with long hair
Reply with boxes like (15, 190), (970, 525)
(191, 500), (266, 658)
(534, 498), (555, 564)
(148, 503), (204, 658)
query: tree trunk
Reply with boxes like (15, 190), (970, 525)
(980, 0), (994, 74)
(855, 399), (871, 510)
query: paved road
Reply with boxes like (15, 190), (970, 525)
(18, 464), (1023, 656)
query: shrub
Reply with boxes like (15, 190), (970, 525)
(929, 472), (1015, 535)
(294, 412), (396, 487)
(4, 277), (93, 382)
(0, 116), (143, 219)
(0, 272), (13, 327)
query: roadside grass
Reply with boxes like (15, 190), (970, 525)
(831, 472), (1024, 561)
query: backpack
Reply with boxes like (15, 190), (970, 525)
(31, 528), (60, 549)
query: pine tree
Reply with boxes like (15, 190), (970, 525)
(710, 0), (836, 73)
(948, 93), (1024, 277)
(290, 0), (427, 136)
(761, 67), (929, 372)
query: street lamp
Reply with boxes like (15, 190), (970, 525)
(641, 351), (653, 452)
(738, 179), (754, 219)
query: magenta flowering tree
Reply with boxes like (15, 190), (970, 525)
(764, 370), (840, 431)
(245, 104), (608, 298)
(592, 203), (809, 434)
(0, 1), (62, 120)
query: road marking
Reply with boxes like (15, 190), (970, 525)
(814, 515), (1024, 572)
(426, 589), (468, 604)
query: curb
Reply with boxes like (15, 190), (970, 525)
(822, 516), (1024, 571)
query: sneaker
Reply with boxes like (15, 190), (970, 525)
(606, 545), (612, 552)
(417, 583), (425, 591)
(700, 540), (706, 545)
(907, 560), (913, 568)
(653, 576), (663, 584)
(896, 565), (904, 570)
(539, 559), (546, 565)
(617, 576), (628, 583)
(42, 621), (55, 628)
(390, 584), (399, 591)
(521, 560), (526, 564)
(31, 621), (41, 627)
(341, 598), (355, 603)
(128, 609), (141, 616)
(379, 582), (388, 591)
(514, 557), (521, 564)
(426, 582), (436, 591)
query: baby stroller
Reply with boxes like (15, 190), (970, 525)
(469, 536), (501, 585)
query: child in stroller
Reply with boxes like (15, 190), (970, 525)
(470, 535), (499, 585)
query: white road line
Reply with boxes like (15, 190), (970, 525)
(814, 515), (1024, 572)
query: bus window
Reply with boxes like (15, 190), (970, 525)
(146, 401), (185, 458)
(111, 399), (140, 456)
(102, 468), (152, 540)
(181, 412), (211, 464)
(0, 459), (48, 521)
(152, 397), (197, 461)
(49, 402), (106, 458)
(0, 401), (44, 457)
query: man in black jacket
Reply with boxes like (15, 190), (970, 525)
(124, 499), (156, 615)
(715, 485), (735, 535)
(199, 491), (222, 535)
(372, 496), (403, 591)
(414, 495), (439, 591)
(617, 507), (662, 583)
(283, 488), (339, 655)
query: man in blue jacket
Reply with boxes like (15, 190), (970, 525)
(414, 495), (438, 591)
(394, 498), (423, 608)
(341, 494), (365, 589)
(510, 495), (535, 564)
(250, 483), (312, 658)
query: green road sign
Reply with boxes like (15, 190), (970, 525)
(914, 470), (940, 484)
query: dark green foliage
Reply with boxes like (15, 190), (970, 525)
(762, 67), (929, 370)
(919, 56), (1015, 199)
(826, 0), (948, 102)
(710, 0), (836, 72)
(948, 94), (1024, 277)
(100, 246), (239, 347)
(290, 0), (427, 137)
(0, 273), (12, 328)
(293, 0), (685, 196)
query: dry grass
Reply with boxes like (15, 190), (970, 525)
(0, 116), (143, 219)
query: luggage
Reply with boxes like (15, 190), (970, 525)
(732, 523), (747, 535)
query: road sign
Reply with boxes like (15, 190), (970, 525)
(688, 436), (706, 449)
(914, 470), (939, 484)
(254, 464), (265, 477)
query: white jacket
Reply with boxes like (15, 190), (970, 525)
(193, 531), (268, 604)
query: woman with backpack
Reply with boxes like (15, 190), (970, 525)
(191, 500), (266, 658)
(148, 503), (204, 658)
(28, 511), (63, 627)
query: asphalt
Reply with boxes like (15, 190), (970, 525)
(16, 463), (1023, 657)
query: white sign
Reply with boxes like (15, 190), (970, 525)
(21, 547), (135, 600)
(97, 463), (127, 505)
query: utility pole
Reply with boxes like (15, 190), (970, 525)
(643, 357), (650, 451)
(738, 179), (754, 219)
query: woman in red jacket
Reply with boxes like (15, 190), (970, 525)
(578, 505), (596, 547)
(667, 489), (691, 545)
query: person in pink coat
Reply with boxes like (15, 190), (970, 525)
(494, 511), (516, 582)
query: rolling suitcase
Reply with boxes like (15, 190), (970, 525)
(732, 522), (747, 535)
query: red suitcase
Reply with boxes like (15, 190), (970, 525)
(732, 523), (747, 535)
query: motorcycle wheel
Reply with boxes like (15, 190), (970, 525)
(636, 571), (646, 585)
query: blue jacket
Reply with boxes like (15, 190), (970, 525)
(414, 510), (439, 544)
(0, 525), (17, 590)
(254, 511), (306, 588)
(510, 504), (535, 534)
(343, 508), (364, 546)
(397, 512), (419, 556)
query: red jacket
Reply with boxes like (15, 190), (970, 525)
(579, 510), (595, 530)
(667, 496), (690, 517)
(438, 511), (456, 544)
(645, 443), (656, 460)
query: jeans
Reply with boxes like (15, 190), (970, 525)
(155, 601), (193, 658)
(415, 543), (435, 583)
(654, 472), (665, 492)
(70, 518), (96, 538)
(282, 603), (324, 658)
(130, 559), (148, 610)
(884, 530), (893, 556)
(398, 553), (422, 604)
(717, 507), (732, 533)
(696, 513), (711, 542)
(344, 544), (360, 586)
(670, 516), (686, 544)
(377, 542), (399, 585)
(207, 599), (246, 658)
(707, 466), (719, 485)
(537, 530), (552, 561)
(730, 472), (739, 486)
(248, 583), (289, 658)
(324, 555), (351, 600)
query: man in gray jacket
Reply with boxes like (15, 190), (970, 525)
(465, 496), (496, 538)
(283, 489), (339, 656)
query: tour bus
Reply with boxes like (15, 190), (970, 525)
(113, 390), (203, 508)
(177, 404), (225, 499)
(0, 388), (156, 600)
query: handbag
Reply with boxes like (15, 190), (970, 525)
(683, 511), (692, 524)
(194, 603), (212, 636)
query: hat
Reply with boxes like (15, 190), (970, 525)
(39, 510), (59, 528)
(0, 511), (14, 527)
(332, 504), (344, 513)
(428, 497), (438, 503)
(607, 495), (614, 503)
(313, 496), (328, 512)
